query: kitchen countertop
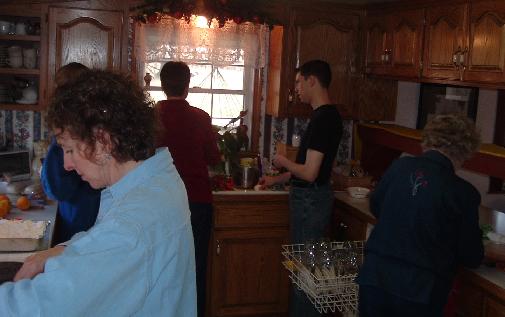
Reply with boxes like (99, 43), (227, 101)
(0, 202), (57, 262)
(213, 189), (289, 195)
(333, 191), (505, 296)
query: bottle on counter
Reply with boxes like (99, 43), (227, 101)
(257, 154), (263, 177)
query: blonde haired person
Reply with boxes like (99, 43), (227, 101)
(357, 114), (484, 317)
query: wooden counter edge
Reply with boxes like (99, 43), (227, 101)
(458, 267), (505, 303)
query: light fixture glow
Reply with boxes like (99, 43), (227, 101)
(194, 15), (208, 28)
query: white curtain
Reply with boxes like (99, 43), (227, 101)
(134, 15), (269, 80)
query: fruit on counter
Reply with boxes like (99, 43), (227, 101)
(0, 195), (12, 217)
(16, 196), (31, 211)
(0, 200), (10, 218)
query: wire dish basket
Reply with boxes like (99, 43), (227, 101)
(282, 241), (364, 314)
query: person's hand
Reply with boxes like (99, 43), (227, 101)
(272, 154), (288, 169)
(258, 175), (278, 189)
(14, 245), (65, 281)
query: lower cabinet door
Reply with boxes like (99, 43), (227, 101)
(209, 228), (289, 317)
(485, 296), (505, 317)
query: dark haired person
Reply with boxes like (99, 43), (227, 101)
(260, 60), (343, 317)
(357, 114), (484, 317)
(1, 70), (196, 316)
(156, 61), (221, 317)
(41, 62), (100, 245)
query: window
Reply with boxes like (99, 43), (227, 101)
(144, 58), (252, 127)
(134, 16), (267, 130)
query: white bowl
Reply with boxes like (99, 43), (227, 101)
(347, 186), (370, 199)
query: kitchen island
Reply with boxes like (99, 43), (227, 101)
(333, 192), (505, 316)
(208, 190), (290, 317)
(0, 202), (57, 262)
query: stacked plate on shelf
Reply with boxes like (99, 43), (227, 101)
(0, 84), (7, 103)
(0, 45), (7, 68)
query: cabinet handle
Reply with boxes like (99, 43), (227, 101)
(216, 240), (220, 255)
(453, 47), (462, 67)
(288, 89), (293, 102)
(459, 47), (468, 67)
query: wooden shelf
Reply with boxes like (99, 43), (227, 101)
(0, 67), (39, 75)
(0, 102), (39, 110)
(0, 34), (40, 41)
(358, 123), (505, 180)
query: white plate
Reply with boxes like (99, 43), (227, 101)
(15, 99), (37, 105)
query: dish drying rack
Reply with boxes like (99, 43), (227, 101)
(281, 241), (364, 314)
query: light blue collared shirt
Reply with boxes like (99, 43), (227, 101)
(0, 148), (196, 316)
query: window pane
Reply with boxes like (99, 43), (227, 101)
(189, 64), (212, 89)
(145, 62), (163, 87)
(147, 90), (166, 103)
(187, 93), (212, 114)
(213, 94), (243, 118)
(212, 118), (233, 128)
(213, 66), (244, 90)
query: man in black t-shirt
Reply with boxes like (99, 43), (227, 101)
(260, 60), (342, 317)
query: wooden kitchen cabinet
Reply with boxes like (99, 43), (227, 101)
(266, 4), (361, 119)
(423, 0), (505, 84)
(209, 194), (290, 317)
(333, 207), (368, 242)
(423, 3), (468, 80)
(464, 0), (505, 84)
(365, 8), (425, 79)
(0, 4), (46, 111)
(455, 268), (505, 317)
(45, 1), (128, 95)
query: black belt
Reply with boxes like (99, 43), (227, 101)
(290, 179), (327, 188)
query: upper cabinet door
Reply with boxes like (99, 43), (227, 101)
(47, 6), (124, 94)
(365, 15), (389, 75)
(296, 14), (359, 118)
(423, 4), (468, 80)
(464, 0), (505, 83)
(266, 7), (361, 119)
(365, 9), (424, 79)
(388, 9), (425, 78)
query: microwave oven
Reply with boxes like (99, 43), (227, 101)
(0, 149), (31, 182)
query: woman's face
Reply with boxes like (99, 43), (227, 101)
(56, 130), (106, 189)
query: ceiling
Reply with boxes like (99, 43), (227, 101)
(320, 0), (402, 4)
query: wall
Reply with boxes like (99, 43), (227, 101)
(393, 81), (504, 212)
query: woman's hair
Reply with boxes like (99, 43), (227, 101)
(55, 62), (89, 88)
(160, 61), (190, 97)
(422, 113), (481, 162)
(47, 69), (157, 163)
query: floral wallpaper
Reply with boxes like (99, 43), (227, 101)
(0, 110), (44, 151)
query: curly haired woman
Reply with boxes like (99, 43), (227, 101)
(357, 113), (484, 317)
(0, 70), (196, 316)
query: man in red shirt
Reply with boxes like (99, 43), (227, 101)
(156, 61), (221, 317)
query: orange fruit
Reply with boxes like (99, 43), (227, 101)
(0, 200), (10, 218)
(0, 194), (9, 204)
(16, 196), (31, 211)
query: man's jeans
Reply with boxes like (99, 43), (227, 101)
(288, 183), (333, 317)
